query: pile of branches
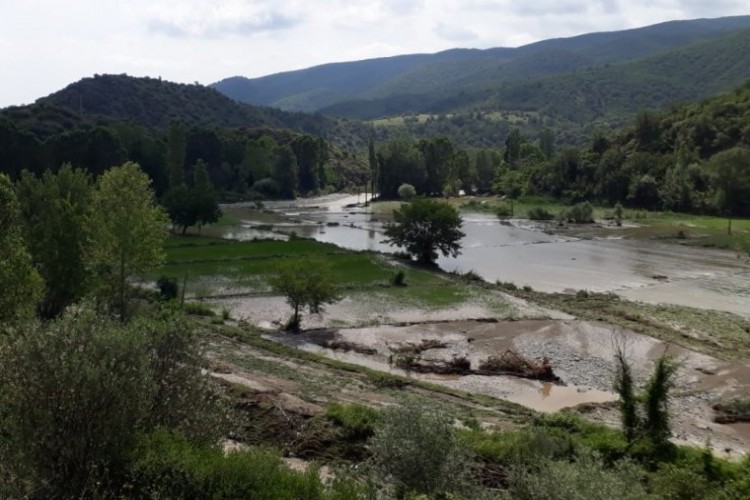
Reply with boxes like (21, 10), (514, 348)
(475, 350), (560, 382)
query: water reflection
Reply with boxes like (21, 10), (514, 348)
(221, 200), (750, 316)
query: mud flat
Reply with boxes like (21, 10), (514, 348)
(269, 319), (750, 455)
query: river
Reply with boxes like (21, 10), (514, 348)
(222, 194), (750, 317)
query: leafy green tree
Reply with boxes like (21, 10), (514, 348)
(88, 162), (168, 321)
(418, 136), (454, 194)
(539, 128), (555, 159)
(474, 149), (496, 193)
(192, 160), (222, 230)
(378, 136), (426, 199)
(270, 257), (339, 332)
(384, 198), (464, 265)
(708, 147), (750, 235)
(272, 145), (298, 199)
(163, 184), (197, 235)
(397, 183), (416, 200)
(504, 128), (523, 168)
(368, 134), (379, 196)
(643, 355), (678, 448)
(0, 307), (225, 497)
(496, 170), (524, 216)
(166, 121), (187, 188)
(16, 165), (93, 318)
(0, 173), (43, 322)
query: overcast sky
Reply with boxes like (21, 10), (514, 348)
(1, 0), (748, 108)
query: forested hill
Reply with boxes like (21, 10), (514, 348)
(213, 16), (750, 115)
(1, 74), (362, 142)
(0, 75), (371, 196)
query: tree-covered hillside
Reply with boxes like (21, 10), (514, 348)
(214, 16), (750, 117)
(0, 75), (371, 198)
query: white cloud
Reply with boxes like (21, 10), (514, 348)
(0, 0), (748, 107)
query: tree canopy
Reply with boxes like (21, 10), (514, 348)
(384, 198), (464, 265)
(87, 162), (168, 321)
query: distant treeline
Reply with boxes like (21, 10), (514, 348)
(0, 117), (365, 200)
(373, 80), (750, 219)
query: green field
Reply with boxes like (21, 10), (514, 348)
(158, 235), (514, 315)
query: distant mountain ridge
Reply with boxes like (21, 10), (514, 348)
(212, 15), (750, 116)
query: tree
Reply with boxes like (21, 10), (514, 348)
(191, 160), (222, 230)
(0, 307), (225, 497)
(15, 165), (93, 318)
(496, 170), (524, 216)
(272, 145), (298, 199)
(397, 183), (416, 200)
(270, 257), (340, 332)
(0, 173), (43, 322)
(504, 128), (523, 168)
(384, 198), (464, 265)
(88, 162), (168, 321)
(166, 121), (187, 188)
(709, 147), (750, 235)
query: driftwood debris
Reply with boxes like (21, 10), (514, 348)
(476, 350), (559, 382)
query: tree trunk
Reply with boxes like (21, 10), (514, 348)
(181, 224), (188, 235)
(119, 250), (125, 323)
(510, 198), (514, 217)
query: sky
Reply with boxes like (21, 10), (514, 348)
(1, 0), (749, 108)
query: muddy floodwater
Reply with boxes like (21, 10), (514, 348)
(224, 194), (750, 316)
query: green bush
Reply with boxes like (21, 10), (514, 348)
(366, 371), (409, 389)
(183, 301), (216, 317)
(0, 307), (225, 497)
(157, 275), (179, 300)
(504, 449), (649, 500)
(461, 428), (576, 467)
(326, 403), (381, 440)
(367, 403), (479, 498)
(391, 270), (407, 287)
(527, 206), (555, 220)
(495, 204), (513, 217)
(128, 430), (326, 499)
(397, 183), (416, 200)
(565, 201), (594, 223)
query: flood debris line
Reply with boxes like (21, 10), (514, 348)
(713, 399), (750, 424)
(388, 338), (449, 354)
(475, 350), (560, 383)
(324, 339), (378, 355)
(391, 354), (472, 375)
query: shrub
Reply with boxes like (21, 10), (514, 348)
(504, 449), (649, 500)
(183, 301), (216, 317)
(128, 430), (326, 499)
(326, 403), (381, 440)
(495, 204), (513, 217)
(367, 403), (479, 498)
(366, 371), (409, 389)
(527, 206), (555, 220)
(0, 307), (225, 497)
(565, 201), (594, 223)
(391, 270), (407, 287)
(397, 183), (416, 200)
(156, 275), (179, 300)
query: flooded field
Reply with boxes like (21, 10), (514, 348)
(223, 195), (750, 316)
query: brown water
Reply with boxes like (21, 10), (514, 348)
(223, 195), (750, 316)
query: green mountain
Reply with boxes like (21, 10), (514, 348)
(0, 75), (371, 193)
(213, 16), (750, 117)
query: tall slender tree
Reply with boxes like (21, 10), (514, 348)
(88, 162), (168, 321)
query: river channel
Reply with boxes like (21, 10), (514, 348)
(222, 194), (750, 317)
